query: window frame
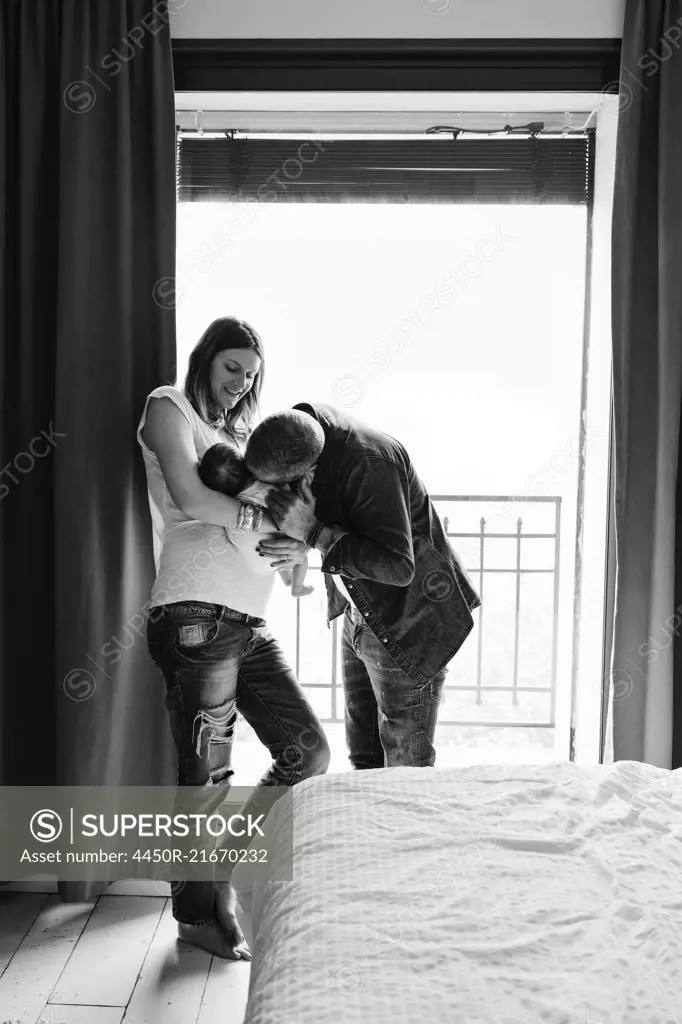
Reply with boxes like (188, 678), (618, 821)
(171, 38), (622, 93)
(173, 84), (619, 766)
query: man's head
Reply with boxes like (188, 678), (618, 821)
(245, 410), (325, 484)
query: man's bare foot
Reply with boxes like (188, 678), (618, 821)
(177, 921), (251, 960)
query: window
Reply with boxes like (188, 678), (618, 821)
(174, 96), (614, 774)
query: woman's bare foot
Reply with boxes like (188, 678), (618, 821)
(214, 881), (252, 961)
(177, 921), (251, 960)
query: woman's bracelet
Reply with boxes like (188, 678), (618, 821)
(238, 502), (256, 531)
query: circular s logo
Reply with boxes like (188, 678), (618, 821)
(30, 809), (63, 843)
(421, 568), (455, 602)
(152, 863), (186, 897)
(152, 276), (185, 309)
(422, 0), (456, 12)
(331, 374), (365, 407)
(63, 668), (96, 701)
(329, 961), (364, 992)
(63, 81), (97, 113)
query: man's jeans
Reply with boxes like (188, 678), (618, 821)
(341, 604), (446, 768)
(147, 601), (330, 926)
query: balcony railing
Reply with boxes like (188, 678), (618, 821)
(287, 495), (562, 729)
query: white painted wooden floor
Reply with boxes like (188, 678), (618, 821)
(0, 879), (252, 1024)
(0, 735), (562, 1023)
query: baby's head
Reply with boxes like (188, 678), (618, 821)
(199, 443), (251, 497)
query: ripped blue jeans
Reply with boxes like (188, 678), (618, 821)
(147, 601), (330, 925)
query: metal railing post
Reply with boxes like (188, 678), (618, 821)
(297, 495), (564, 729)
(513, 517), (523, 707)
(550, 498), (561, 726)
(331, 617), (339, 722)
(476, 516), (486, 706)
(295, 595), (301, 679)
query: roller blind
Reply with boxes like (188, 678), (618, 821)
(177, 134), (594, 205)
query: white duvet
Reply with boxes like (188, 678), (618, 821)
(234, 760), (682, 1024)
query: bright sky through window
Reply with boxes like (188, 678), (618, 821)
(176, 202), (587, 499)
(175, 199), (589, 766)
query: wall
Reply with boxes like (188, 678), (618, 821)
(169, 0), (626, 39)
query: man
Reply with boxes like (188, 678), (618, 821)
(246, 403), (481, 769)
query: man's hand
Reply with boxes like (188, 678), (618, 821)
(265, 478), (317, 541)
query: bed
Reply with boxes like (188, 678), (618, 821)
(233, 760), (682, 1024)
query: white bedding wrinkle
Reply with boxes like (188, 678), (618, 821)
(234, 760), (682, 1024)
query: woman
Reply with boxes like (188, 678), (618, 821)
(137, 316), (330, 960)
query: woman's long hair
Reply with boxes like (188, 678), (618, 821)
(184, 317), (264, 442)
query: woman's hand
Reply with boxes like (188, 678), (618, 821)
(256, 535), (311, 571)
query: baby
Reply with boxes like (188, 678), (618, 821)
(198, 443), (314, 598)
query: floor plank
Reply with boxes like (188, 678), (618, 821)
(196, 910), (253, 1024)
(196, 956), (251, 1024)
(106, 880), (171, 898)
(50, 895), (165, 1007)
(0, 890), (50, 977)
(1, 877), (58, 894)
(37, 1005), (124, 1023)
(0, 892), (253, 1024)
(121, 900), (212, 1024)
(3, 878), (172, 898)
(2, 879), (171, 898)
(0, 894), (95, 1022)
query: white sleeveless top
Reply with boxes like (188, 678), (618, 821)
(136, 386), (277, 617)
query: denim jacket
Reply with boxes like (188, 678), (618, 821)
(293, 403), (481, 686)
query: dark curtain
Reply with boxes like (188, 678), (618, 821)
(0, 0), (178, 897)
(676, 423), (682, 767)
(609, 0), (682, 767)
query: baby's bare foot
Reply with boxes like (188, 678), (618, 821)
(177, 921), (251, 960)
(292, 584), (314, 597)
